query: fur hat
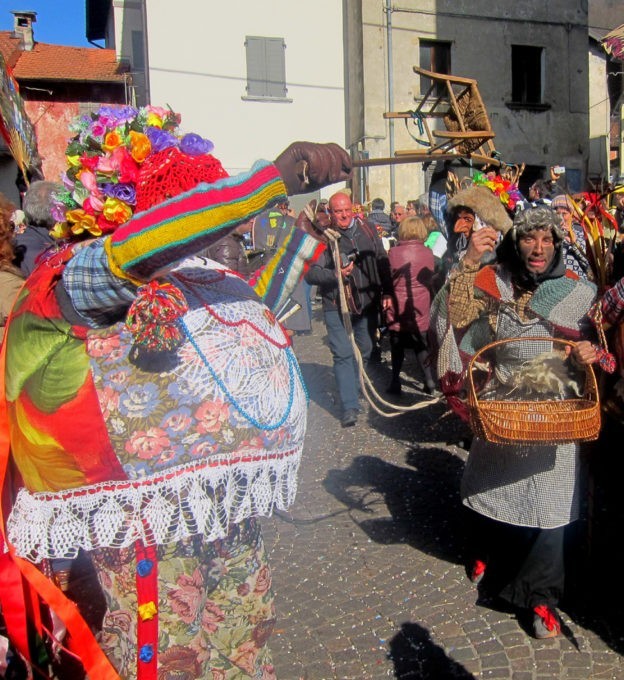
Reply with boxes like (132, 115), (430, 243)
(447, 185), (512, 233)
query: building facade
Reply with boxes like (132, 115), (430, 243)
(345, 1), (592, 203)
(87, 0), (347, 206)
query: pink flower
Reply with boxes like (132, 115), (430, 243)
(189, 439), (219, 458)
(233, 437), (265, 455)
(168, 569), (204, 624)
(144, 104), (170, 119)
(162, 411), (193, 433)
(90, 336), (116, 356)
(125, 428), (170, 459)
(254, 565), (272, 595)
(97, 385), (120, 420)
(78, 169), (99, 194)
(84, 195), (104, 214)
(200, 601), (226, 634)
(97, 153), (120, 175)
(230, 641), (260, 676)
(90, 121), (107, 138)
(195, 399), (229, 434)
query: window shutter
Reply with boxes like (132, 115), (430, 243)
(246, 37), (266, 96)
(245, 36), (287, 98)
(265, 38), (286, 98)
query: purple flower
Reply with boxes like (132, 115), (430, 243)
(145, 126), (179, 153)
(51, 201), (67, 222)
(61, 172), (74, 190)
(101, 182), (137, 205)
(97, 105), (138, 127)
(180, 133), (214, 156)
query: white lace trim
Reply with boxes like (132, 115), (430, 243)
(6, 447), (301, 561)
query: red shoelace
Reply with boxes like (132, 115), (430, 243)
(533, 605), (561, 632)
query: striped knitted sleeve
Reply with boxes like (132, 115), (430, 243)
(105, 160), (287, 281)
(249, 226), (325, 314)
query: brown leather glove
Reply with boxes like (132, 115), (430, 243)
(274, 142), (352, 195)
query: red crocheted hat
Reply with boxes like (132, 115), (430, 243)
(135, 146), (229, 213)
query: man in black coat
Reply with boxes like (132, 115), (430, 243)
(305, 192), (392, 426)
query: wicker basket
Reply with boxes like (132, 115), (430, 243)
(467, 337), (601, 445)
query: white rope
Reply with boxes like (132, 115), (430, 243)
(325, 229), (441, 417)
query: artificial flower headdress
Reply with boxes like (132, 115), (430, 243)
(471, 169), (523, 213)
(52, 105), (227, 240)
(52, 105), (230, 353)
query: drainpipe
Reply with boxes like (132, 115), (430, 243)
(385, 0), (395, 202)
(141, 0), (151, 104)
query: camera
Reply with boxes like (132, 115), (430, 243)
(340, 248), (359, 267)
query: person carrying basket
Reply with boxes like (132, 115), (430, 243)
(432, 205), (612, 639)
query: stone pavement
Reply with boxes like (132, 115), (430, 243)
(260, 311), (624, 680)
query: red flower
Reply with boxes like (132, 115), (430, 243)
(96, 213), (121, 234)
(80, 154), (99, 171)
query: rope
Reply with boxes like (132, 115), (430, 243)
(403, 112), (430, 147)
(325, 229), (441, 417)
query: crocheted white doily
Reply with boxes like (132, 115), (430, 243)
(8, 447), (301, 561)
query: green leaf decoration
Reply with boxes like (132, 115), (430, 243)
(5, 311), (90, 413)
(65, 141), (83, 156)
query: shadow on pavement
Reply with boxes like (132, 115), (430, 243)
(562, 417), (624, 657)
(388, 622), (475, 679)
(323, 450), (466, 565)
(297, 360), (341, 418)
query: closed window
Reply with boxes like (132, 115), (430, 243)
(131, 30), (144, 70)
(419, 40), (451, 96)
(244, 36), (289, 100)
(512, 45), (543, 105)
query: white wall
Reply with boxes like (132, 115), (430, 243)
(144, 0), (346, 178)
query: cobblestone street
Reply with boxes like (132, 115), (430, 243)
(261, 311), (624, 680)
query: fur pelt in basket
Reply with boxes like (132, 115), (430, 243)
(506, 351), (583, 400)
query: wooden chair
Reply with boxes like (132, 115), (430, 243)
(384, 67), (498, 167)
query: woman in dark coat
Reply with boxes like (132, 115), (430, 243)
(385, 216), (436, 394)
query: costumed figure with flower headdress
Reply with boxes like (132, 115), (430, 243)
(0, 104), (351, 679)
(431, 205), (612, 639)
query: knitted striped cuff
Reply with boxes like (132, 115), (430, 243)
(250, 227), (325, 314)
(106, 161), (287, 280)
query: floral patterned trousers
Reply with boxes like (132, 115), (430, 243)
(91, 518), (277, 679)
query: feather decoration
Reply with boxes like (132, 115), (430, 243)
(0, 51), (41, 185)
(602, 24), (624, 61)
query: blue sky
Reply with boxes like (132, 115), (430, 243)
(1, 0), (93, 47)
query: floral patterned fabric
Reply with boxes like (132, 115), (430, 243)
(92, 518), (275, 680)
(3, 252), (306, 678)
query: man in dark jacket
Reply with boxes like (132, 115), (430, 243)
(305, 192), (392, 426)
(14, 180), (60, 276)
(368, 197), (392, 235)
(207, 218), (254, 274)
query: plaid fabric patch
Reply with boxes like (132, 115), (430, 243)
(429, 188), (449, 238)
(63, 240), (137, 327)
